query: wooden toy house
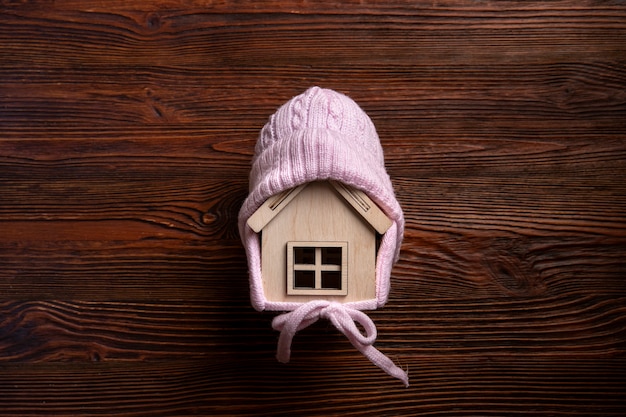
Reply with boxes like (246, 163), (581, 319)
(247, 180), (392, 304)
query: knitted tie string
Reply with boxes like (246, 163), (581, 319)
(271, 300), (409, 387)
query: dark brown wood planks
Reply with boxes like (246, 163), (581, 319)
(1, 0), (625, 415)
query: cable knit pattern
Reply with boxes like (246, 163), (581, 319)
(238, 87), (407, 385)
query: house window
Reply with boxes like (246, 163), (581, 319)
(287, 242), (348, 296)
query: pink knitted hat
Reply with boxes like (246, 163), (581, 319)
(238, 87), (407, 386)
(239, 86), (404, 311)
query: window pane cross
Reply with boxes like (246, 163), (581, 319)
(287, 242), (348, 296)
(295, 247), (340, 288)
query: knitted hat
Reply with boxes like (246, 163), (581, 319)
(239, 86), (404, 312)
(238, 87), (408, 386)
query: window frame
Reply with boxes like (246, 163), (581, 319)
(286, 241), (348, 296)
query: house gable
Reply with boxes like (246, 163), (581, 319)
(258, 181), (381, 304)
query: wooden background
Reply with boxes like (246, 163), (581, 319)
(1, 1), (625, 415)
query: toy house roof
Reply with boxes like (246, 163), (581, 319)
(247, 180), (392, 235)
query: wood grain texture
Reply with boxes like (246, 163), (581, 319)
(1, 0), (625, 415)
(1, 358), (625, 416)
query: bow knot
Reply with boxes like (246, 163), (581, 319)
(319, 301), (343, 319)
(271, 300), (408, 387)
